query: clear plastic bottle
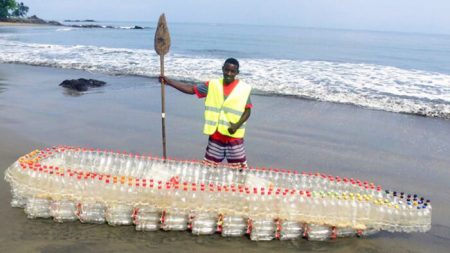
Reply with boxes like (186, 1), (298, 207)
(306, 224), (332, 241)
(296, 191), (307, 222)
(105, 204), (133, 226)
(279, 220), (303, 240)
(250, 219), (276, 241)
(25, 198), (52, 219)
(336, 226), (356, 238)
(221, 215), (247, 237)
(424, 200), (432, 231)
(50, 200), (78, 222)
(161, 209), (189, 231)
(78, 202), (106, 224)
(191, 212), (217, 235)
(133, 205), (160, 231)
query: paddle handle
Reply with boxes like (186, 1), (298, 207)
(160, 54), (167, 159)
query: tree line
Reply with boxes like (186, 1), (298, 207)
(0, 0), (29, 19)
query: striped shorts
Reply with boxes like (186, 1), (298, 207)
(203, 137), (248, 169)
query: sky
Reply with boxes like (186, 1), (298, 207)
(22, 0), (450, 35)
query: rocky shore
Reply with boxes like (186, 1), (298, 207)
(0, 15), (62, 26)
(1, 16), (146, 29)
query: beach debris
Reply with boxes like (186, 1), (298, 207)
(59, 78), (106, 92)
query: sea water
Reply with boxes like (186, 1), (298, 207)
(1, 21), (449, 119)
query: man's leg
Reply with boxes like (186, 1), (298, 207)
(203, 137), (226, 167)
(225, 139), (248, 169)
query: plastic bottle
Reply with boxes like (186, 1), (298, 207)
(250, 219), (276, 241)
(50, 200), (78, 222)
(133, 205), (160, 231)
(191, 212), (217, 235)
(424, 200), (432, 232)
(305, 224), (332, 241)
(279, 220), (303, 240)
(161, 210), (189, 231)
(105, 204), (133, 226)
(221, 215), (247, 237)
(78, 202), (106, 224)
(25, 198), (52, 219)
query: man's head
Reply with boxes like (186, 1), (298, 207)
(222, 58), (239, 84)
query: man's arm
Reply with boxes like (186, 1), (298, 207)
(228, 108), (251, 134)
(159, 76), (195, 95)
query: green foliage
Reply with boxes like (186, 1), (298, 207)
(12, 2), (28, 17)
(0, 0), (16, 18)
(0, 0), (29, 19)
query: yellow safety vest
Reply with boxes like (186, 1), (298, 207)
(203, 79), (252, 138)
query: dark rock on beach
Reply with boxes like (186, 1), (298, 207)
(47, 20), (62, 26)
(59, 78), (106, 92)
(133, 25), (143, 29)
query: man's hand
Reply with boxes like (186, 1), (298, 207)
(159, 75), (169, 85)
(158, 76), (195, 95)
(228, 122), (238, 135)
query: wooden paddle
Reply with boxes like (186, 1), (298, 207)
(154, 14), (171, 159)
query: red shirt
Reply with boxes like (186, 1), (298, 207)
(194, 80), (252, 142)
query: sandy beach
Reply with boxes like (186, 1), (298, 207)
(1, 63), (449, 253)
(0, 22), (50, 27)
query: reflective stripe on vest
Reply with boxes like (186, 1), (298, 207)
(203, 78), (251, 138)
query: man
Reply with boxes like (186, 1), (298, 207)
(159, 58), (252, 169)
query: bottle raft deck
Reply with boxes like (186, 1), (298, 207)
(4, 146), (432, 241)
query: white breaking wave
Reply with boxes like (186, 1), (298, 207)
(1, 39), (449, 119)
(56, 28), (74, 32)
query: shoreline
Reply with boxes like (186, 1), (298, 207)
(1, 63), (449, 169)
(254, 91), (449, 121)
(1, 63), (449, 252)
(0, 21), (53, 26)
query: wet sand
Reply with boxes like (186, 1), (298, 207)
(0, 63), (449, 253)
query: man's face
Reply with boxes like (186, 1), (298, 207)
(222, 63), (239, 84)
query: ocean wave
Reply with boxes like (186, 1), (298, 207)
(0, 39), (449, 119)
(67, 24), (151, 30)
(56, 28), (74, 32)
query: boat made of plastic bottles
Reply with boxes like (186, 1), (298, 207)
(4, 146), (432, 241)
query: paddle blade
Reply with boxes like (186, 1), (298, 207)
(154, 14), (171, 56)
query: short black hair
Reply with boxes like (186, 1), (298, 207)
(224, 58), (239, 70)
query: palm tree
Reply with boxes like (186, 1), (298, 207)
(12, 2), (28, 17)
